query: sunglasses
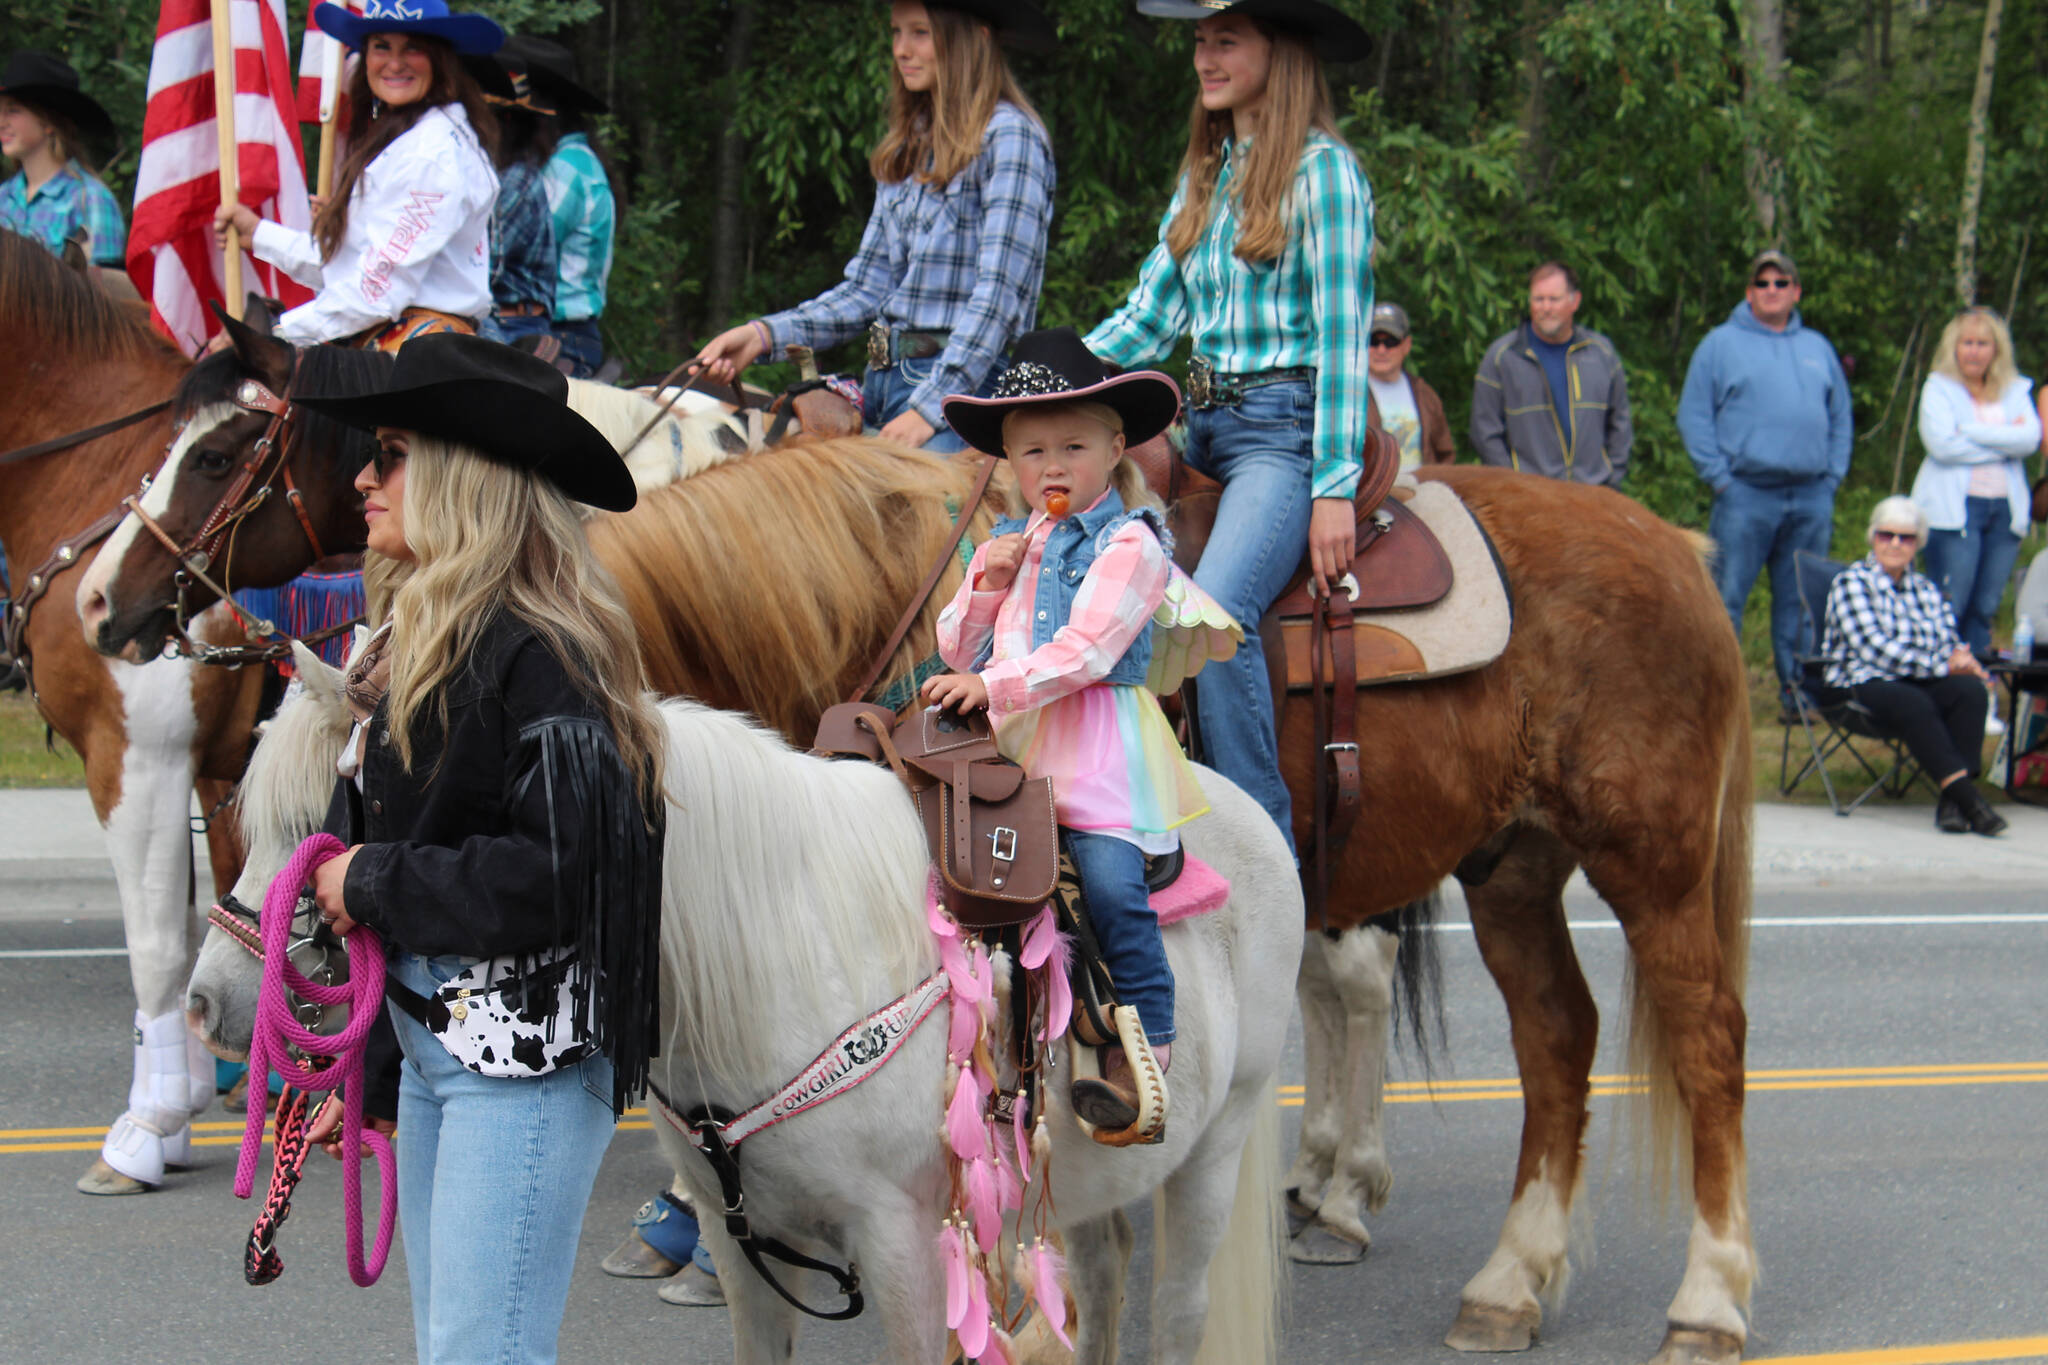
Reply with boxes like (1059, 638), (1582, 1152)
(1751, 278), (1796, 290)
(1873, 529), (1918, 545)
(1368, 334), (1404, 349)
(371, 445), (408, 481)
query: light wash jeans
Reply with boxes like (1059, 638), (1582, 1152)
(1181, 380), (1316, 854)
(388, 950), (618, 1365)
(1065, 830), (1175, 1043)
(1706, 476), (1837, 689)
(1922, 495), (2023, 659)
(861, 354), (999, 454)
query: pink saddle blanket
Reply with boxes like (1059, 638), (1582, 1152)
(1154, 854), (1230, 926)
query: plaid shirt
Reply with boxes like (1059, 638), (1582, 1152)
(489, 160), (556, 309)
(761, 101), (1054, 428)
(1, 163), (126, 267)
(1822, 556), (1964, 688)
(937, 509), (1168, 717)
(1085, 132), (1375, 500)
(541, 134), (613, 323)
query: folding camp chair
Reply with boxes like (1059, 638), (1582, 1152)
(1778, 550), (1931, 815)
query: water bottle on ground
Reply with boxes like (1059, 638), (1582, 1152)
(2016, 614), (2035, 665)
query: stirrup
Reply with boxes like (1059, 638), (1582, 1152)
(1068, 1005), (1167, 1147)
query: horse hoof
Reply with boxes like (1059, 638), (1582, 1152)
(76, 1158), (152, 1196)
(1008, 1307), (1077, 1364)
(1283, 1186), (1317, 1237)
(657, 1264), (727, 1307)
(1288, 1220), (1368, 1265)
(1648, 1326), (1744, 1365)
(600, 1229), (683, 1279)
(1445, 1301), (1540, 1352)
(221, 1073), (251, 1113)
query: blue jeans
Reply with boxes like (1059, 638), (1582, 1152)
(389, 951), (618, 1365)
(1181, 380), (1316, 852)
(1922, 496), (2023, 659)
(1065, 830), (1175, 1044)
(861, 354), (997, 454)
(1707, 476), (1837, 688)
(478, 311), (553, 347)
(553, 319), (604, 379)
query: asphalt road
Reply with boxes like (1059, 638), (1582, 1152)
(3, 880), (2045, 1365)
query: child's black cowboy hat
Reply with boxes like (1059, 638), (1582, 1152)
(921, 0), (1058, 55)
(0, 51), (115, 142)
(296, 332), (637, 512)
(1136, 0), (1372, 62)
(314, 0), (504, 56)
(943, 328), (1181, 459)
(496, 34), (607, 114)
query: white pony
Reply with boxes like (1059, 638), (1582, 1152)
(189, 647), (1304, 1364)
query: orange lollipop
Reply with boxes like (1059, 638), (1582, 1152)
(1045, 491), (1071, 519)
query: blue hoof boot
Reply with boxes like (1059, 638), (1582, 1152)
(600, 1190), (698, 1278)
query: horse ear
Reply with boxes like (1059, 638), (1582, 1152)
(289, 642), (346, 713)
(209, 302), (293, 391)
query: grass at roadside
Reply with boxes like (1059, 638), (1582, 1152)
(0, 692), (88, 787)
(1747, 665), (2006, 807)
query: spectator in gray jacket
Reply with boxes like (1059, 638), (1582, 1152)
(1470, 261), (1633, 487)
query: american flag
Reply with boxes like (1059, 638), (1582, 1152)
(126, 0), (313, 354)
(296, 0), (359, 161)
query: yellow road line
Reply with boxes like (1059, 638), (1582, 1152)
(1755, 1334), (2048, 1364)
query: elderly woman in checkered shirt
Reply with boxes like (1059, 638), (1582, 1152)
(1821, 495), (2006, 835)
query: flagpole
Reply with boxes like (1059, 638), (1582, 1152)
(315, 29), (342, 199)
(210, 0), (243, 319)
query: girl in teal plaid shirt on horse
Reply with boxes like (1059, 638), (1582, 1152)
(1083, 0), (1376, 853)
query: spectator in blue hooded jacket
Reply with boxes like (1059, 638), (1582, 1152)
(1679, 250), (1853, 711)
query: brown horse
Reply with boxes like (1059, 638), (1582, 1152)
(0, 232), (269, 1194)
(84, 330), (1753, 1365)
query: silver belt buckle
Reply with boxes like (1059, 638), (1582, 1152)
(1188, 357), (1215, 408)
(866, 319), (893, 371)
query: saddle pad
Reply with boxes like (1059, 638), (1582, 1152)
(1153, 854), (1230, 926)
(1281, 480), (1511, 689)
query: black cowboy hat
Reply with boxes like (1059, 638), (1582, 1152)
(497, 34), (606, 114)
(296, 332), (636, 512)
(0, 51), (115, 142)
(1135, 0), (1372, 62)
(944, 328), (1180, 458)
(922, 0), (1058, 56)
(461, 51), (557, 116)
(315, 0), (504, 56)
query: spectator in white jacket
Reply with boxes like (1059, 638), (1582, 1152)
(1910, 307), (2041, 657)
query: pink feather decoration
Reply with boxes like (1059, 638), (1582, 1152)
(942, 1219), (971, 1329)
(979, 1327), (1018, 1365)
(958, 1262), (991, 1358)
(964, 1154), (1001, 1251)
(928, 894), (957, 939)
(1011, 1088), (1032, 1180)
(942, 933), (988, 1005)
(996, 1142), (1024, 1211)
(1019, 904), (1056, 969)
(1031, 1238), (1073, 1348)
(947, 1067), (986, 1161)
(1041, 930), (1073, 1042)
(947, 992), (978, 1063)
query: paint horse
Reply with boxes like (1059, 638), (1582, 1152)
(191, 640), (1302, 1364)
(92, 326), (1756, 1364)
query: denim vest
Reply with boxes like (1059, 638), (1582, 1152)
(976, 489), (1166, 688)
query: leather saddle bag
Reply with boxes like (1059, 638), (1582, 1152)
(814, 703), (1059, 929)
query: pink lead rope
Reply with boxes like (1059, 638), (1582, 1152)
(233, 832), (397, 1287)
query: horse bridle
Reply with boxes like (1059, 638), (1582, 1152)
(208, 890), (344, 1032)
(118, 354), (361, 664)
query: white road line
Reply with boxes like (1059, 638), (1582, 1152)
(1430, 912), (2048, 932)
(0, 947), (129, 958)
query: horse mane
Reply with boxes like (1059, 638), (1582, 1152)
(564, 379), (747, 498)
(585, 437), (1004, 739)
(652, 698), (935, 1090)
(0, 231), (170, 360)
(233, 656), (355, 897)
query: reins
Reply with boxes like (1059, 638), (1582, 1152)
(0, 399), (172, 467)
(233, 833), (395, 1288)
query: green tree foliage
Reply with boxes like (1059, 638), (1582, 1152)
(9, 0), (2045, 571)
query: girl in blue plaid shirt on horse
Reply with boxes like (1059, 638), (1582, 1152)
(0, 52), (125, 269)
(1083, 0), (1376, 853)
(696, 1), (1057, 454)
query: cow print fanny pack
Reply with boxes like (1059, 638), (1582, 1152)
(386, 948), (593, 1078)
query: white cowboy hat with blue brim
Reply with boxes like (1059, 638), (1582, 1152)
(314, 0), (505, 56)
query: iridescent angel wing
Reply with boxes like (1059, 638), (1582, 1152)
(1146, 566), (1244, 694)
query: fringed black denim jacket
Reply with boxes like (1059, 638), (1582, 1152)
(329, 611), (663, 1119)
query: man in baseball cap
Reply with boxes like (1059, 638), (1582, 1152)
(1364, 301), (1455, 470)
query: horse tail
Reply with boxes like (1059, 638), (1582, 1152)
(1371, 890), (1446, 1077)
(1625, 615), (1754, 1210)
(1192, 1095), (1285, 1365)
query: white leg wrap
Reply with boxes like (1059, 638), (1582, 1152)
(100, 1009), (198, 1185)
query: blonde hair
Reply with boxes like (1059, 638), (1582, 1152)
(997, 399), (1163, 519)
(1164, 24), (1349, 264)
(378, 436), (664, 801)
(1931, 307), (2020, 394)
(869, 3), (1041, 187)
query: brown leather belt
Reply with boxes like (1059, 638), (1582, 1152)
(496, 300), (550, 318)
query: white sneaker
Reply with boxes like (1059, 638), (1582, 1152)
(1987, 712), (2007, 736)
